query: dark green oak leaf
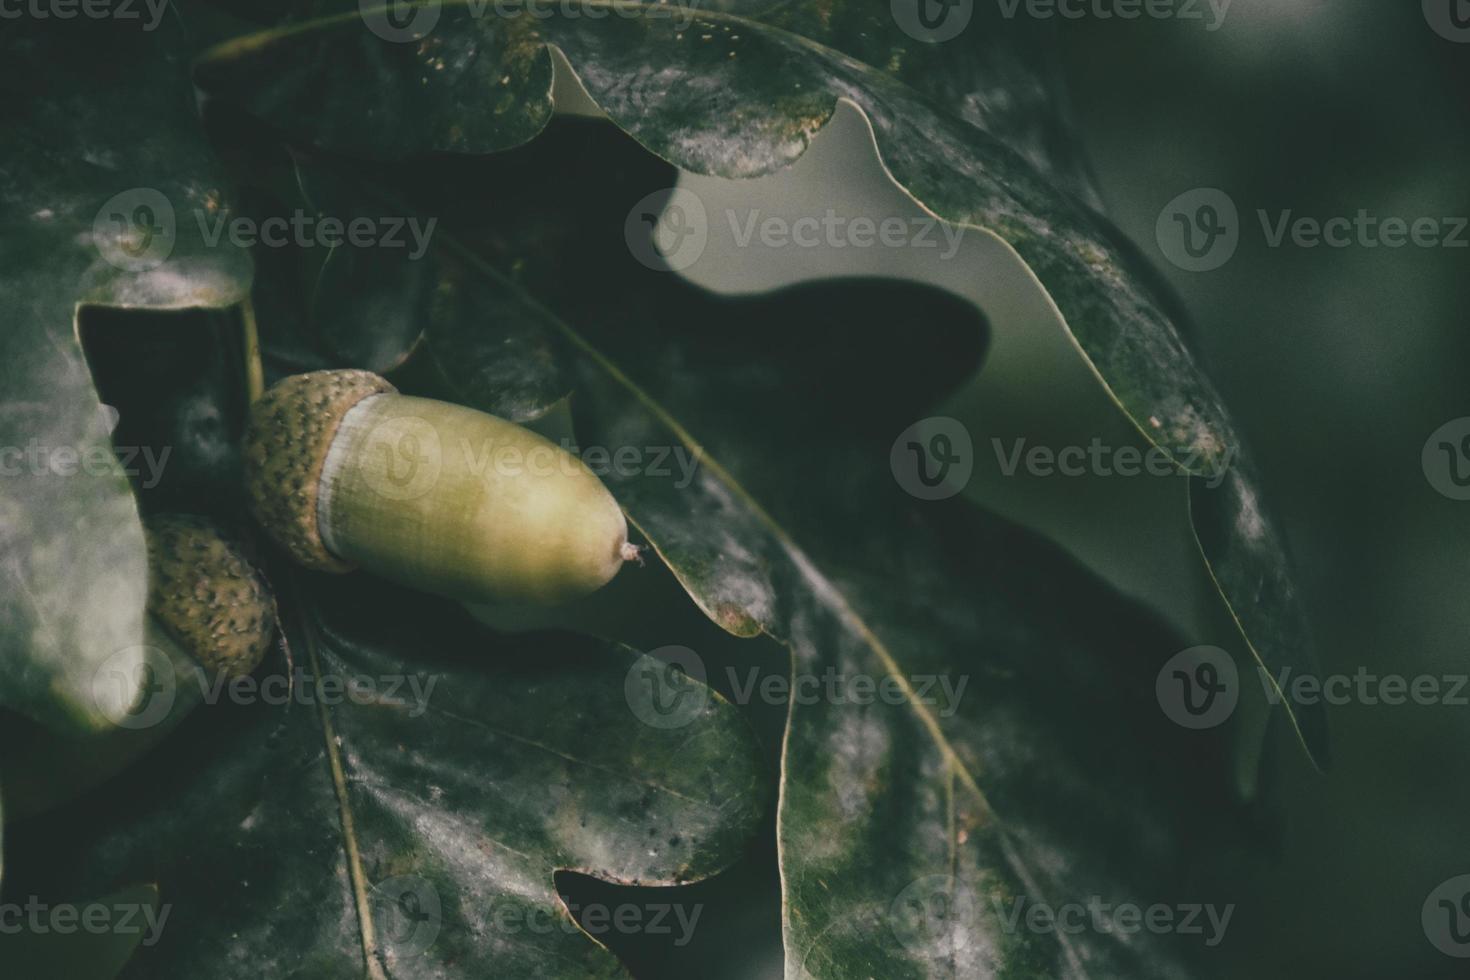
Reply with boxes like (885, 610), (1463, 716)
(195, 0), (1095, 194)
(446, 269), (1258, 978)
(192, 0), (1327, 764)
(554, 283), (1261, 979)
(0, 12), (252, 733)
(5, 573), (766, 978)
(274, 126), (1264, 976)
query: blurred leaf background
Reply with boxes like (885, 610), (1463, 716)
(1058, 3), (1470, 977)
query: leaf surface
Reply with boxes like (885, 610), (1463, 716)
(255, 121), (1263, 977)
(195, 0), (1326, 763)
(9, 574), (766, 979)
(0, 14), (252, 732)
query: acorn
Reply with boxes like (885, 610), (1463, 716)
(145, 514), (276, 677)
(242, 370), (635, 605)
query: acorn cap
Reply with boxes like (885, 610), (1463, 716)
(145, 514), (276, 677)
(243, 369), (395, 572)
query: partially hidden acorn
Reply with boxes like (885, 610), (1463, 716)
(0, 515), (266, 818)
(145, 513), (276, 678)
(242, 369), (636, 605)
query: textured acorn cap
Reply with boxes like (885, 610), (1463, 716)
(243, 369), (395, 572)
(145, 514), (275, 677)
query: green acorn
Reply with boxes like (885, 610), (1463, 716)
(145, 514), (276, 677)
(242, 369), (635, 605)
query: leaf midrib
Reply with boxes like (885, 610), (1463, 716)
(289, 572), (390, 980)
